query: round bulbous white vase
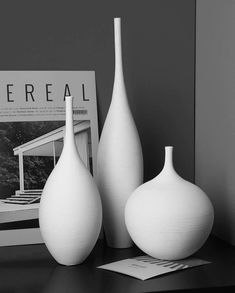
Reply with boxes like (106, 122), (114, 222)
(125, 146), (214, 260)
(97, 18), (143, 248)
(39, 96), (102, 266)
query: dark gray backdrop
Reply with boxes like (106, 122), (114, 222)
(0, 0), (195, 182)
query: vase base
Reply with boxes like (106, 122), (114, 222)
(55, 257), (87, 266)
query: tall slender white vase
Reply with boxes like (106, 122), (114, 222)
(39, 96), (102, 266)
(125, 146), (214, 260)
(97, 18), (143, 248)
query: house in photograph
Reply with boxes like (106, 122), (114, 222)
(0, 120), (91, 225)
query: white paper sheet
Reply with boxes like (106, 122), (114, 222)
(98, 255), (211, 280)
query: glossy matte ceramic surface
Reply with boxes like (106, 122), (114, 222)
(39, 97), (102, 265)
(125, 146), (214, 260)
(97, 18), (143, 248)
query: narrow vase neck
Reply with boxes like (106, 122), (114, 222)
(64, 96), (76, 150)
(162, 146), (176, 175)
(114, 18), (124, 85)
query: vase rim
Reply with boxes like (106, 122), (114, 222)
(165, 145), (174, 149)
(65, 95), (73, 101)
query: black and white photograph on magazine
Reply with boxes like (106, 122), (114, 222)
(0, 71), (99, 246)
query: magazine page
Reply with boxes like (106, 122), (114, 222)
(0, 71), (99, 246)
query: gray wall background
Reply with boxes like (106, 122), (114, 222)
(196, 0), (235, 244)
(0, 0), (195, 182)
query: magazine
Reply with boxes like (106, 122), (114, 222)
(0, 71), (99, 246)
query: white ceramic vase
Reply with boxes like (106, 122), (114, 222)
(39, 96), (102, 266)
(97, 18), (143, 248)
(125, 146), (214, 260)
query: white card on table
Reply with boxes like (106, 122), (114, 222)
(98, 255), (211, 280)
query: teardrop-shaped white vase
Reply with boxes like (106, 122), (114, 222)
(125, 146), (214, 260)
(97, 18), (143, 248)
(39, 96), (102, 266)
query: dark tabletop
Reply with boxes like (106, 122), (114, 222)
(0, 236), (235, 293)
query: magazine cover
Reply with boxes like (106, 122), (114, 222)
(0, 71), (99, 246)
